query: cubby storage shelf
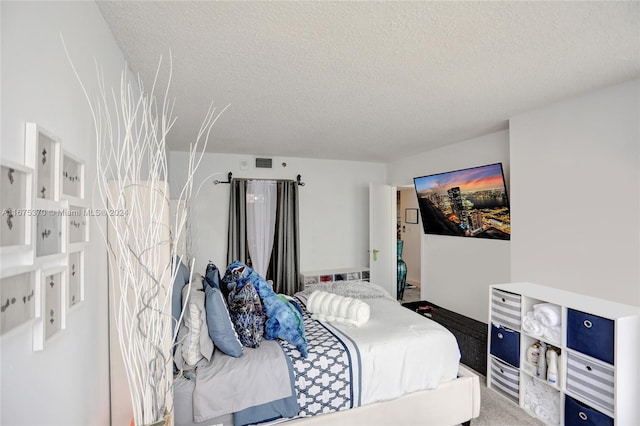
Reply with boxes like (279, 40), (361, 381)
(487, 282), (639, 426)
(299, 267), (369, 286)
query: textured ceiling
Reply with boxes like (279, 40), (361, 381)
(97, 1), (639, 162)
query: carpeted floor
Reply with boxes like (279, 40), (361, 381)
(469, 369), (544, 426)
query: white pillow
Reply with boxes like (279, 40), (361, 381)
(182, 291), (204, 365)
(306, 290), (370, 327)
(175, 274), (214, 369)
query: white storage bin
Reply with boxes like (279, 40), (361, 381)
(490, 356), (520, 402)
(566, 350), (614, 417)
(491, 288), (521, 331)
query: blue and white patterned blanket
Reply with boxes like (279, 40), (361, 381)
(278, 297), (362, 417)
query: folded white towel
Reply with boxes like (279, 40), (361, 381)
(523, 388), (540, 410)
(307, 290), (371, 327)
(535, 404), (559, 425)
(522, 312), (544, 337)
(533, 303), (561, 328)
(543, 326), (561, 344)
(520, 303), (562, 346)
(523, 379), (560, 424)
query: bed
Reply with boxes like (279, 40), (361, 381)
(173, 270), (480, 426)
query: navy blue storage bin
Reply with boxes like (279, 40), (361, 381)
(567, 309), (614, 365)
(565, 395), (613, 426)
(490, 323), (520, 367)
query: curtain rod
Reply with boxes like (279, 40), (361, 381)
(214, 172), (305, 186)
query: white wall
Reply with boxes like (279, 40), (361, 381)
(168, 152), (387, 276)
(1, 2), (124, 425)
(388, 130), (511, 322)
(510, 79), (640, 307)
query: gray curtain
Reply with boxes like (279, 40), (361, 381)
(227, 179), (301, 295)
(270, 181), (301, 295)
(227, 179), (248, 266)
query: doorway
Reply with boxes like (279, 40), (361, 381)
(397, 187), (421, 302)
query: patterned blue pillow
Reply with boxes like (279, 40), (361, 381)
(224, 261), (307, 357)
(204, 284), (243, 358)
(227, 279), (265, 348)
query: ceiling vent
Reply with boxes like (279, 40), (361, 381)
(255, 157), (273, 168)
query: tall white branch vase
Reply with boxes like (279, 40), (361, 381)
(107, 181), (173, 426)
(64, 41), (227, 425)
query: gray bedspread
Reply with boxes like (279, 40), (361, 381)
(193, 340), (293, 422)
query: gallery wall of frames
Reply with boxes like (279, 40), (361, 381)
(1, 123), (88, 350)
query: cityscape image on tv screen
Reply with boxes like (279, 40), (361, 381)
(413, 163), (511, 240)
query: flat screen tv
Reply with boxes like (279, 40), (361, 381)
(413, 163), (510, 240)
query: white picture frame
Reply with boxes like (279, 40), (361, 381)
(61, 150), (85, 202)
(32, 265), (66, 351)
(33, 199), (68, 262)
(0, 160), (34, 255)
(67, 202), (89, 250)
(67, 250), (84, 309)
(25, 122), (61, 202)
(0, 266), (36, 336)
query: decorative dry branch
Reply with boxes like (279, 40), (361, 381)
(64, 40), (228, 426)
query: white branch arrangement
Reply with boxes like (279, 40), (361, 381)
(65, 42), (228, 426)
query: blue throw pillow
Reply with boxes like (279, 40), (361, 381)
(205, 262), (222, 290)
(204, 284), (243, 358)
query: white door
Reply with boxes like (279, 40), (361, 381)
(369, 183), (397, 298)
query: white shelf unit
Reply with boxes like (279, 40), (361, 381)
(487, 282), (639, 425)
(299, 267), (369, 286)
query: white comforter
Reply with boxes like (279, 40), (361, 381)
(297, 282), (460, 406)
